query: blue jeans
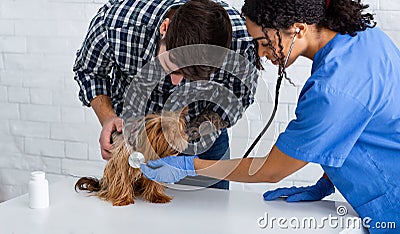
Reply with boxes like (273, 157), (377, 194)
(178, 128), (230, 190)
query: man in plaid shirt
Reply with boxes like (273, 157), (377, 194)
(73, 0), (258, 189)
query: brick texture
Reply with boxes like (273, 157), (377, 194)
(0, 0), (398, 203)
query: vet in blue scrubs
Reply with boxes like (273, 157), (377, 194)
(276, 27), (400, 232)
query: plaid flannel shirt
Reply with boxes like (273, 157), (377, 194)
(73, 0), (258, 129)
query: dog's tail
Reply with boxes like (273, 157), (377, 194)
(75, 177), (101, 192)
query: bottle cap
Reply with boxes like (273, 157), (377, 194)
(31, 171), (45, 180)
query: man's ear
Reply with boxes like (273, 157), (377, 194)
(159, 18), (171, 38)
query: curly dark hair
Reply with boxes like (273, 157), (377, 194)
(238, 1), (376, 148)
(242, 0), (376, 69)
(242, 0), (375, 36)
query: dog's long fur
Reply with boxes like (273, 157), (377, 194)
(75, 111), (188, 206)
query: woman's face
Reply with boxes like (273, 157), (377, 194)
(245, 18), (299, 68)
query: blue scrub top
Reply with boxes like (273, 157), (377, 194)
(276, 27), (400, 233)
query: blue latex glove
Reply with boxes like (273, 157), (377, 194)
(263, 177), (335, 202)
(140, 156), (198, 183)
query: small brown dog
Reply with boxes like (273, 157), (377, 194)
(75, 111), (188, 206)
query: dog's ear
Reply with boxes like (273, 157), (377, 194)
(179, 106), (189, 120)
(101, 133), (141, 206)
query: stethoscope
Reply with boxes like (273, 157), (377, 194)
(242, 28), (300, 158)
(129, 29), (300, 165)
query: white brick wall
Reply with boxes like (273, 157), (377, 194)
(0, 0), (398, 202)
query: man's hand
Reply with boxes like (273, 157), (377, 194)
(90, 95), (121, 161)
(99, 117), (123, 160)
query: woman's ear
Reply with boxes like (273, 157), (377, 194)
(292, 23), (307, 39)
(159, 18), (171, 37)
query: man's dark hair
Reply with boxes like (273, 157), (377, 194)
(164, 0), (233, 81)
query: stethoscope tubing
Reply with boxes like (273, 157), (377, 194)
(242, 31), (298, 158)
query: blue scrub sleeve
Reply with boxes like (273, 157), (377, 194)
(276, 82), (372, 167)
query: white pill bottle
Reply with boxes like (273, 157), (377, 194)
(28, 171), (49, 209)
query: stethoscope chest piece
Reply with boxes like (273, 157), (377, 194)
(129, 151), (145, 168)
